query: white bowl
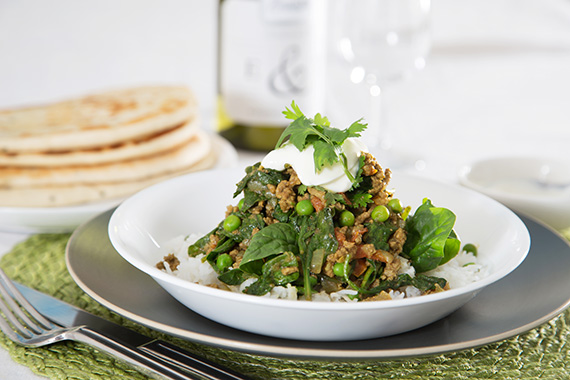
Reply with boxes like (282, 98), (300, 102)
(459, 156), (570, 231)
(108, 168), (530, 341)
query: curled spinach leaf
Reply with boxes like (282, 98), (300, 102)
(403, 199), (456, 273)
(262, 252), (299, 286)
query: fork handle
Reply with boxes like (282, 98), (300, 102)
(70, 327), (250, 380)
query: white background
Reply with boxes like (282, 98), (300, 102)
(1, 0), (570, 378)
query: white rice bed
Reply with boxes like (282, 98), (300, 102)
(157, 234), (487, 302)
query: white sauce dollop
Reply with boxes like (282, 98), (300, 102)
(261, 138), (368, 192)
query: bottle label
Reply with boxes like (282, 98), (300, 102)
(220, 0), (325, 127)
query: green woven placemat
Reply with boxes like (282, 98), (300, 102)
(1, 233), (570, 380)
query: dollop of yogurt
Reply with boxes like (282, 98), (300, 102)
(261, 138), (368, 192)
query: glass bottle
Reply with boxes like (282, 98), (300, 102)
(217, 0), (326, 151)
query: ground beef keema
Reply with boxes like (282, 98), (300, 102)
(273, 167), (301, 212)
(265, 152), (408, 298)
(156, 253), (180, 271)
(192, 151), (416, 300)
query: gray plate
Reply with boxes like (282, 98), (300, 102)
(66, 209), (570, 360)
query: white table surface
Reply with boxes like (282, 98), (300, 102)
(1, 0), (570, 378)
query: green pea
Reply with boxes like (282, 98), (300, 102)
(295, 199), (314, 215)
(216, 253), (233, 272)
(223, 214), (241, 232)
(333, 262), (345, 277)
(371, 205), (390, 223)
(339, 210), (355, 227)
(463, 243), (478, 256)
(237, 198), (245, 211)
(387, 198), (403, 213)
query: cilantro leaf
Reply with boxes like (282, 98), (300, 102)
(313, 113), (331, 127)
(350, 192), (373, 208)
(312, 140), (338, 171)
(276, 116), (314, 151)
(348, 154), (366, 191)
(276, 101), (368, 187)
(322, 125), (348, 144)
(346, 119), (367, 138)
(282, 101), (304, 121)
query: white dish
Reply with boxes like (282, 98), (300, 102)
(459, 156), (570, 231)
(67, 209), (568, 359)
(0, 134), (238, 234)
(108, 168), (531, 341)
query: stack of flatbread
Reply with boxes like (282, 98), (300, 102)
(0, 86), (218, 207)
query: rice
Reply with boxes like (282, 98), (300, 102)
(157, 234), (223, 288)
(425, 250), (488, 289)
(156, 234), (487, 302)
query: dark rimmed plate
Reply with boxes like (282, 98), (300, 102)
(66, 209), (570, 359)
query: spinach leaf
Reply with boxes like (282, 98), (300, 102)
(262, 252), (299, 286)
(218, 213), (266, 242)
(205, 237), (236, 264)
(233, 163), (259, 196)
(364, 273), (447, 295)
(303, 208), (338, 261)
(187, 228), (216, 257)
(233, 163), (285, 198)
(363, 221), (398, 251)
(237, 213), (266, 241)
(297, 208), (338, 299)
(241, 189), (264, 212)
(244, 278), (273, 296)
(409, 274), (448, 292)
(217, 268), (248, 285)
(403, 199), (456, 273)
(442, 237), (461, 265)
(208, 238), (236, 257)
(240, 223), (298, 274)
(272, 203), (292, 223)
(221, 252), (300, 296)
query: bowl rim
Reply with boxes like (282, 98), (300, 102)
(458, 155), (570, 202)
(108, 169), (531, 311)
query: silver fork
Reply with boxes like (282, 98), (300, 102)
(0, 269), (249, 380)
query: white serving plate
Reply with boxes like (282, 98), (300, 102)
(108, 168), (530, 341)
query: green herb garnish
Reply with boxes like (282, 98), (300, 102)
(276, 101), (367, 186)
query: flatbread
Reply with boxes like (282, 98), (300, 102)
(0, 118), (199, 167)
(0, 85), (220, 207)
(0, 147), (218, 207)
(0, 86), (198, 153)
(0, 130), (212, 188)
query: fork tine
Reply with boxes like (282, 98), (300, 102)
(0, 269), (55, 335)
(0, 303), (27, 343)
(0, 289), (39, 343)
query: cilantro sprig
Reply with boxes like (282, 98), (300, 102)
(276, 101), (367, 185)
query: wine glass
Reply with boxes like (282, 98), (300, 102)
(331, 0), (431, 169)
